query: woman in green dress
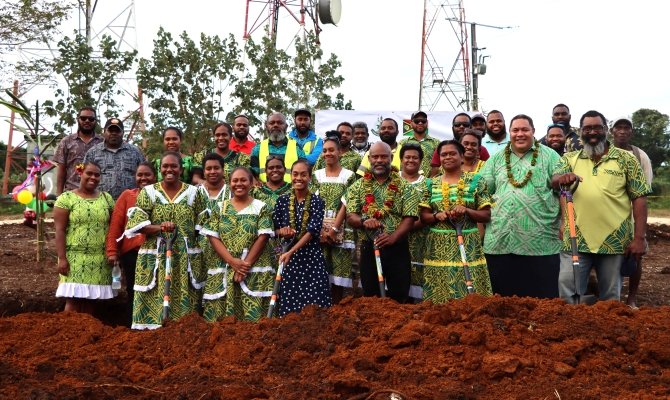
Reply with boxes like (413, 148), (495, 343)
(419, 140), (494, 302)
(152, 127), (195, 183)
(123, 151), (207, 329)
(200, 167), (275, 322)
(398, 143), (431, 301)
(54, 161), (115, 314)
(192, 122), (251, 185)
(312, 132), (357, 304)
(312, 122), (362, 175)
(251, 156), (291, 206)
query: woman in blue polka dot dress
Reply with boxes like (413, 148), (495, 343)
(273, 159), (332, 316)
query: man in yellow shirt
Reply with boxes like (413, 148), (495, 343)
(552, 110), (651, 301)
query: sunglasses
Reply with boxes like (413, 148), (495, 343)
(326, 135), (340, 141)
(413, 118), (427, 124)
(79, 116), (96, 122)
(266, 155), (284, 162)
(547, 123), (564, 129)
(453, 122), (471, 128)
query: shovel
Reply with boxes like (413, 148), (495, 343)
(363, 225), (387, 299)
(560, 179), (596, 306)
(448, 213), (475, 295)
(160, 225), (179, 321)
(267, 231), (297, 318)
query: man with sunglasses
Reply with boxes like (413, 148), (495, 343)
(250, 112), (306, 183)
(539, 104), (583, 152)
(429, 113), (490, 177)
(399, 111), (440, 177)
(53, 106), (104, 195)
(553, 110), (651, 302)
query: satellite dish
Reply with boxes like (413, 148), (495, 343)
(318, 0), (342, 25)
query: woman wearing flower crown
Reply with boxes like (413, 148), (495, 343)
(419, 140), (494, 302)
(273, 159), (332, 316)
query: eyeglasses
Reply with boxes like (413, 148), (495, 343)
(581, 125), (605, 134)
(78, 116), (96, 122)
(412, 118), (427, 124)
(453, 122), (471, 128)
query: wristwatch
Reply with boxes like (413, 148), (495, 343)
(331, 226), (339, 233)
(360, 215), (370, 224)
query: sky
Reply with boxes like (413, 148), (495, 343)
(1, 0), (669, 146)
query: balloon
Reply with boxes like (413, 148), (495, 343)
(17, 190), (33, 205)
(38, 192), (47, 201)
(26, 198), (48, 213)
(11, 186), (21, 201)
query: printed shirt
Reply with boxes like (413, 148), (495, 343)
(482, 136), (510, 157)
(352, 142), (372, 157)
(52, 133), (105, 191)
(539, 127), (582, 153)
(344, 172), (419, 235)
(193, 148), (251, 183)
(357, 144), (402, 176)
(229, 138), (256, 155)
(288, 129), (323, 165)
(553, 146), (652, 254)
(313, 149), (362, 176)
(399, 134), (441, 177)
(249, 138), (307, 174)
(479, 142), (562, 256)
(83, 141), (146, 200)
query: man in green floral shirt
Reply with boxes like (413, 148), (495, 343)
(399, 111), (440, 177)
(479, 114), (562, 299)
(345, 142), (419, 303)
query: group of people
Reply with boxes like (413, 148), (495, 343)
(50, 103), (653, 329)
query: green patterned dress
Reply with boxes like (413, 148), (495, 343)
(421, 173), (494, 302)
(403, 175), (431, 299)
(152, 155), (195, 183)
(251, 183), (292, 274)
(312, 168), (357, 288)
(313, 149), (362, 176)
(55, 191), (115, 299)
(200, 199), (275, 322)
(123, 183), (207, 329)
(193, 149), (251, 184)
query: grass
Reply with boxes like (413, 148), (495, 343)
(0, 201), (26, 216)
(648, 197), (670, 219)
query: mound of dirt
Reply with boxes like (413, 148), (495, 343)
(1, 295), (670, 399)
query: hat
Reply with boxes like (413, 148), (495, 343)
(471, 113), (486, 122)
(104, 118), (124, 132)
(294, 108), (312, 118)
(411, 111), (427, 120)
(611, 116), (632, 128)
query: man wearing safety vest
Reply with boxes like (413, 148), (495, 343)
(288, 108), (323, 165)
(250, 112), (307, 183)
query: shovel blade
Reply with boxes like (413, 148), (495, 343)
(565, 294), (597, 306)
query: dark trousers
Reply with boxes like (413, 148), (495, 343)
(485, 253), (560, 299)
(120, 250), (139, 328)
(360, 238), (411, 304)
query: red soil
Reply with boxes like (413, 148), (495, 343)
(2, 295), (670, 399)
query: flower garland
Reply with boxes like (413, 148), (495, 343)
(289, 190), (311, 240)
(504, 140), (540, 188)
(441, 177), (466, 212)
(362, 167), (401, 220)
(75, 163), (85, 175)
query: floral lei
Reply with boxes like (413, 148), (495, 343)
(504, 140), (540, 188)
(441, 177), (466, 212)
(289, 190), (311, 240)
(362, 167), (401, 220)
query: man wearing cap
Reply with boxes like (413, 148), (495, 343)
(540, 104), (582, 152)
(250, 112), (306, 182)
(611, 115), (653, 308)
(230, 114), (255, 155)
(471, 113), (487, 134)
(53, 106), (105, 195)
(482, 110), (510, 156)
(398, 111), (440, 177)
(83, 118), (146, 200)
(288, 108), (322, 165)
(552, 110), (651, 302)
(430, 113), (490, 177)
(352, 121), (372, 157)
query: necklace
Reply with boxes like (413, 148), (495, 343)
(504, 140), (540, 188)
(441, 176), (466, 212)
(362, 167), (401, 220)
(289, 190), (311, 240)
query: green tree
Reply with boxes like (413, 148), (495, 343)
(43, 33), (137, 135)
(631, 108), (670, 171)
(136, 28), (242, 159)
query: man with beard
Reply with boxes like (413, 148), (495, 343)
(430, 113), (490, 177)
(288, 108), (322, 165)
(399, 111), (440, 177)
(352, 121), (372, 156)
(479, 114), (562, 299)
(540, 104), (582, 152)
(83, 118), (145, 200)
(250, 112), (306, 183)
(53, 106), (105, 195)
(313, 121), (362, 174)
(545, 123), (567, 155)
(346, 141), (419, 303)
(357, 118), (402, 175)
(230, 114), (255, 155)
(482, 110), (509, 156)
(610, 116), (653, 308)
(553, 111), (651, 302)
